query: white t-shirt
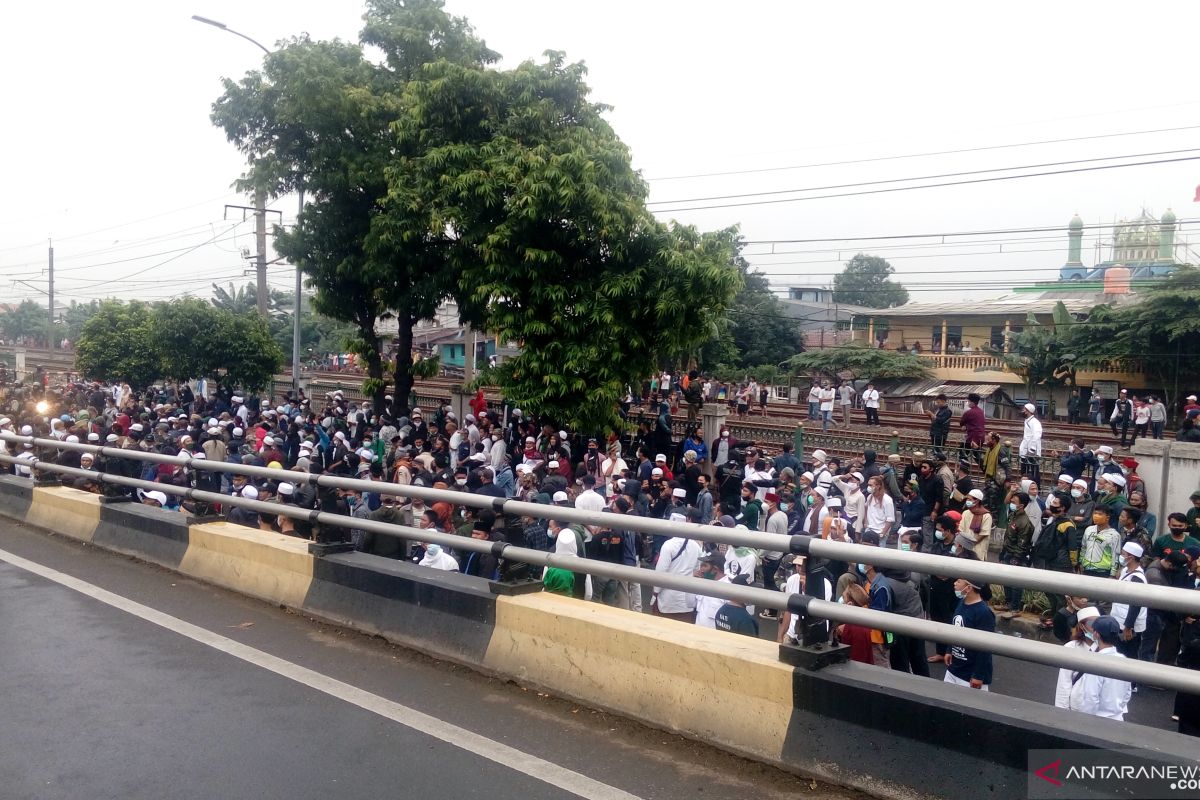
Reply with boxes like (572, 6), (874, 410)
(1055, 639), (1087, 708)
(808, 386), (821, 404)
(654, 538), (702, 613)
(863, 388), (881, 409)
(695, 575), (731, 628)
(838, 385), (854, 406)
(819, 388), (835, 411)
(864, 493), (896, 533)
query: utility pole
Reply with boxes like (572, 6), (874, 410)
(255, 189), (268, 318)
(292, 188), (304, 395)
(47, 240), (55, 351)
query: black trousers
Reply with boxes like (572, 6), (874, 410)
(889, 633), (931, 677)
(865, 407), (879, 425)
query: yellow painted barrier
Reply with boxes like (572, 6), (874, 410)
(485, 591), (794, 762)
(26, 486), (101, 543)
(181, 522), (315, 610)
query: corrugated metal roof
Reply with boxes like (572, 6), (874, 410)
(875, 295), (1096, 318)
(884, 379), (1003, 398)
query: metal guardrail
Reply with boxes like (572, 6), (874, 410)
(2, 432), (1200, 696)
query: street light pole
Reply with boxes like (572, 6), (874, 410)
(191, 15), (270, 54)
(192, 14), (271, 319)
(293, 188), (304, 397)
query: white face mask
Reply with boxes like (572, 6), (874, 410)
(455, 478), (467, 486)
(720, 431), (728, 438)
(1070, 488), (1083, 499)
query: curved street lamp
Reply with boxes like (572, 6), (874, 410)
(191, 15), (270, 54)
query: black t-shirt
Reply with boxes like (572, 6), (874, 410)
(715, 604), (759, 638)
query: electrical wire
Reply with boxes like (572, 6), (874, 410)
(744, 218), (1200, 246)
(649, 148), (1200, 206)
(650, 155), (1200, 213)
(648, 124), (1200, 181)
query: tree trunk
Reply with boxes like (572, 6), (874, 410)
(393, 309), (415, 416)
(358, 314), (386, 417)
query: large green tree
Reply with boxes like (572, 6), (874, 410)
(74, 300), (160, 387)
(832, 254), (909, 308)
(211, 0), (493, 414)
(391, 54), (742, 430)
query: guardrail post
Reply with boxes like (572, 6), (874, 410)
(779, 536), (849, 670)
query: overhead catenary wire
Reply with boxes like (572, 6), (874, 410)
(647, 123), (1200, 181)
(649, 155), (1200, 213)
(648, 147), (1200, 207)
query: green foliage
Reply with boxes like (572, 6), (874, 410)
(74, 301), (160, 387)
(62, 300), (102, 342)
(210, 282), (291, 318)
(699, 260), (805, 369)
(410, 354), (441, 379)
(73, 299), (283, 391)
(785, 343), (930, 381)
(392, 53), (742, 430)
(990, 301), (1077, 402)
(1069, 268), (1200, 412)
(210, 0), (493, 414)
(0, 299), (49, 346)
(832, 254), (909, 309)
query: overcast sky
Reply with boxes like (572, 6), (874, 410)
(4, 0), (1199, 308)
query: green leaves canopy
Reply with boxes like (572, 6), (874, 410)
(74, 299), (282, 391)
(74, 301), (160, 388)
(832, 254), (909, 309)
(785, 343), (930, 382)
(390, 55), (742, 430)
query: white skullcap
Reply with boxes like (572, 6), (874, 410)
(552, 491), (568, 503)
(65, 435), (79, 443)
(87, 432), (100, 442)
(1057, 474), (1073, 485)
(277, 482), (295, 496)
(1106, 473), (1127, 487)
(672, 487), (687, 498)
(548, 460), (559, 469)
(240, 485), (259, 500)
(232, 427), (244, 437)
(1023, 403), (1036, 413)
(145, 491), (168, 505)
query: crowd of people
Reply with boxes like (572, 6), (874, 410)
(0, 376), (1197, 734)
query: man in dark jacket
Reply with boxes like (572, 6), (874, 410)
(927, 394), (952, 461)
(1031, 492), (1079, 626)
(1000, 492), (1034, 619)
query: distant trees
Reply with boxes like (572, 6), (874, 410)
(75, 299), (282, 391)
(785, 343), (929, 382)
(833, 254), (909, 308)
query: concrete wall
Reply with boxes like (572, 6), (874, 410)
(1132, 439), (1200, 528)
(0, 480), (1193, 800)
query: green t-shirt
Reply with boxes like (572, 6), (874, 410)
(1152, 532), (1200, 559)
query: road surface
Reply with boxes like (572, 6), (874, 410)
(0, 519), (865, 800)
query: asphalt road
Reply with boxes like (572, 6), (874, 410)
(0, 519), (867, 800)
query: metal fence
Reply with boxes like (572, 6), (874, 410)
(2, 431), (1200, 696)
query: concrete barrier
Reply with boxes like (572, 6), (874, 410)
(0, 478), (1194, 800)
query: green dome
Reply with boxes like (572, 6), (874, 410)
(1162, 208), (1177, 224)
(1069, 213), (1083, 230)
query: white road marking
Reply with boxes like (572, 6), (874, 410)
(0, 547), (642, 800)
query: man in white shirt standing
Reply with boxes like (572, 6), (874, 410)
(1109, 542), (1148, 664)
(652, 533), (702, 622)
(818, 381), (836, 432)
(693, 554), (730, 628)
(863, 476), (896, 545)
(1019, 402), (1043, 484)
(862, 383), (881, 427)
(1069, 615), (1132, 721)
(837, 382), (856, 429)
(807, 382), (821, 420)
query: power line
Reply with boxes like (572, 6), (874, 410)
(744, 217), (1200, 246)
(650, 153), (1200, 211)
(654, 156), (1200, 214)
(647, 124), (1200, 182)
(650, 147), (1200, 206)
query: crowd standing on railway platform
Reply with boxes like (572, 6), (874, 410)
(1, 372), (1199, 734)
